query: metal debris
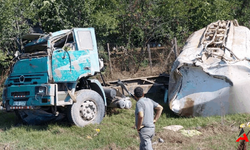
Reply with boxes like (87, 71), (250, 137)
(168, 20), (250, 117)
(158, 138), (164, 143)
(163, 125), (184, 132)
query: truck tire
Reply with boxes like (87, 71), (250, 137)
(67, 90), (105, 127)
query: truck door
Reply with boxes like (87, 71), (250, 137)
(73, 28), (100, 74)
(51, 28), (99, 82)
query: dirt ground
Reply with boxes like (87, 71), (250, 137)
(97, 122), (242, 150)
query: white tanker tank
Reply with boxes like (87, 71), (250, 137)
(168, 20), (250, 117)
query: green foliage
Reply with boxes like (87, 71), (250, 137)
(234, 0), (250, 29)
(0, 51), (9, 70)
(140, 59), (148, 68)
(31, 0), (119, 44)
(0, 0), (250, 74)
(116, 0), (166, 48)
(0, 0), (38, 55)
(0, 0), (249, 54)
(0, 51), (9, 101)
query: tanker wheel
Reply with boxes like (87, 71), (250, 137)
(67, 90), (105, 127)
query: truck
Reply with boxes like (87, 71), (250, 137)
(1, 28), (132, 127)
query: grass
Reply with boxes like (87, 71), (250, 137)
(0, 109), (138, 150)
(0, 92), (250, 150)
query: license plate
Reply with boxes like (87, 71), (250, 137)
(13, 101), (26, 106)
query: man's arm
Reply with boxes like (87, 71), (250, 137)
(137, 111), (144, 132)
(153, 104), (163, 123)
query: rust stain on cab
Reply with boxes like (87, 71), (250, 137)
(29, 63), (37, 68)
(181, 98), (194, 117)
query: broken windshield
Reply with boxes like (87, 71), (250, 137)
(19, 30), (74, 59)
(19, 34), (49, 58)
(51, 31), (75, 51)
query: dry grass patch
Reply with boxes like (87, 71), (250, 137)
(149, 122), (242, 150)
(95, 143), (138, 150)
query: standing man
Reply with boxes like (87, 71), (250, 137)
(134, 87), (163, 150)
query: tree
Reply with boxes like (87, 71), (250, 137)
(0, 0), (39, 54)
(0, 0), (249, 59)
(32, 0), (119, 45)
(233, 0), (250, 29)
(115, 0), (168, 48)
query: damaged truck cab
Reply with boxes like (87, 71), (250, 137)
(2, 28), (108, 127)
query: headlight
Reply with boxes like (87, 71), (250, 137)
(35, 86), (47, 95)
(39, 87), (45, 93)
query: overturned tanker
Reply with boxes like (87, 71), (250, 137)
(168, 20), (250, 117)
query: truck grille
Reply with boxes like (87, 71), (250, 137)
(8, 74), (47, 85)
(13, 98), (29, 101)
(11, 91), (30, 98)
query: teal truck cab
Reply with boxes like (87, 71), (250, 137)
(1, 28), (131, 127)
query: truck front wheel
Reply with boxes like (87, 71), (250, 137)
(67, 90), (105, 127)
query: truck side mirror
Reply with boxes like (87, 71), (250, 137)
(99, 58), (105, 72)
(14, 51), (20, 57)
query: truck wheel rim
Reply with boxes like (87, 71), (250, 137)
(80, 100), (97, 121)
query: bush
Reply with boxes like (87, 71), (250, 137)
(0, 51), (11, 101)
